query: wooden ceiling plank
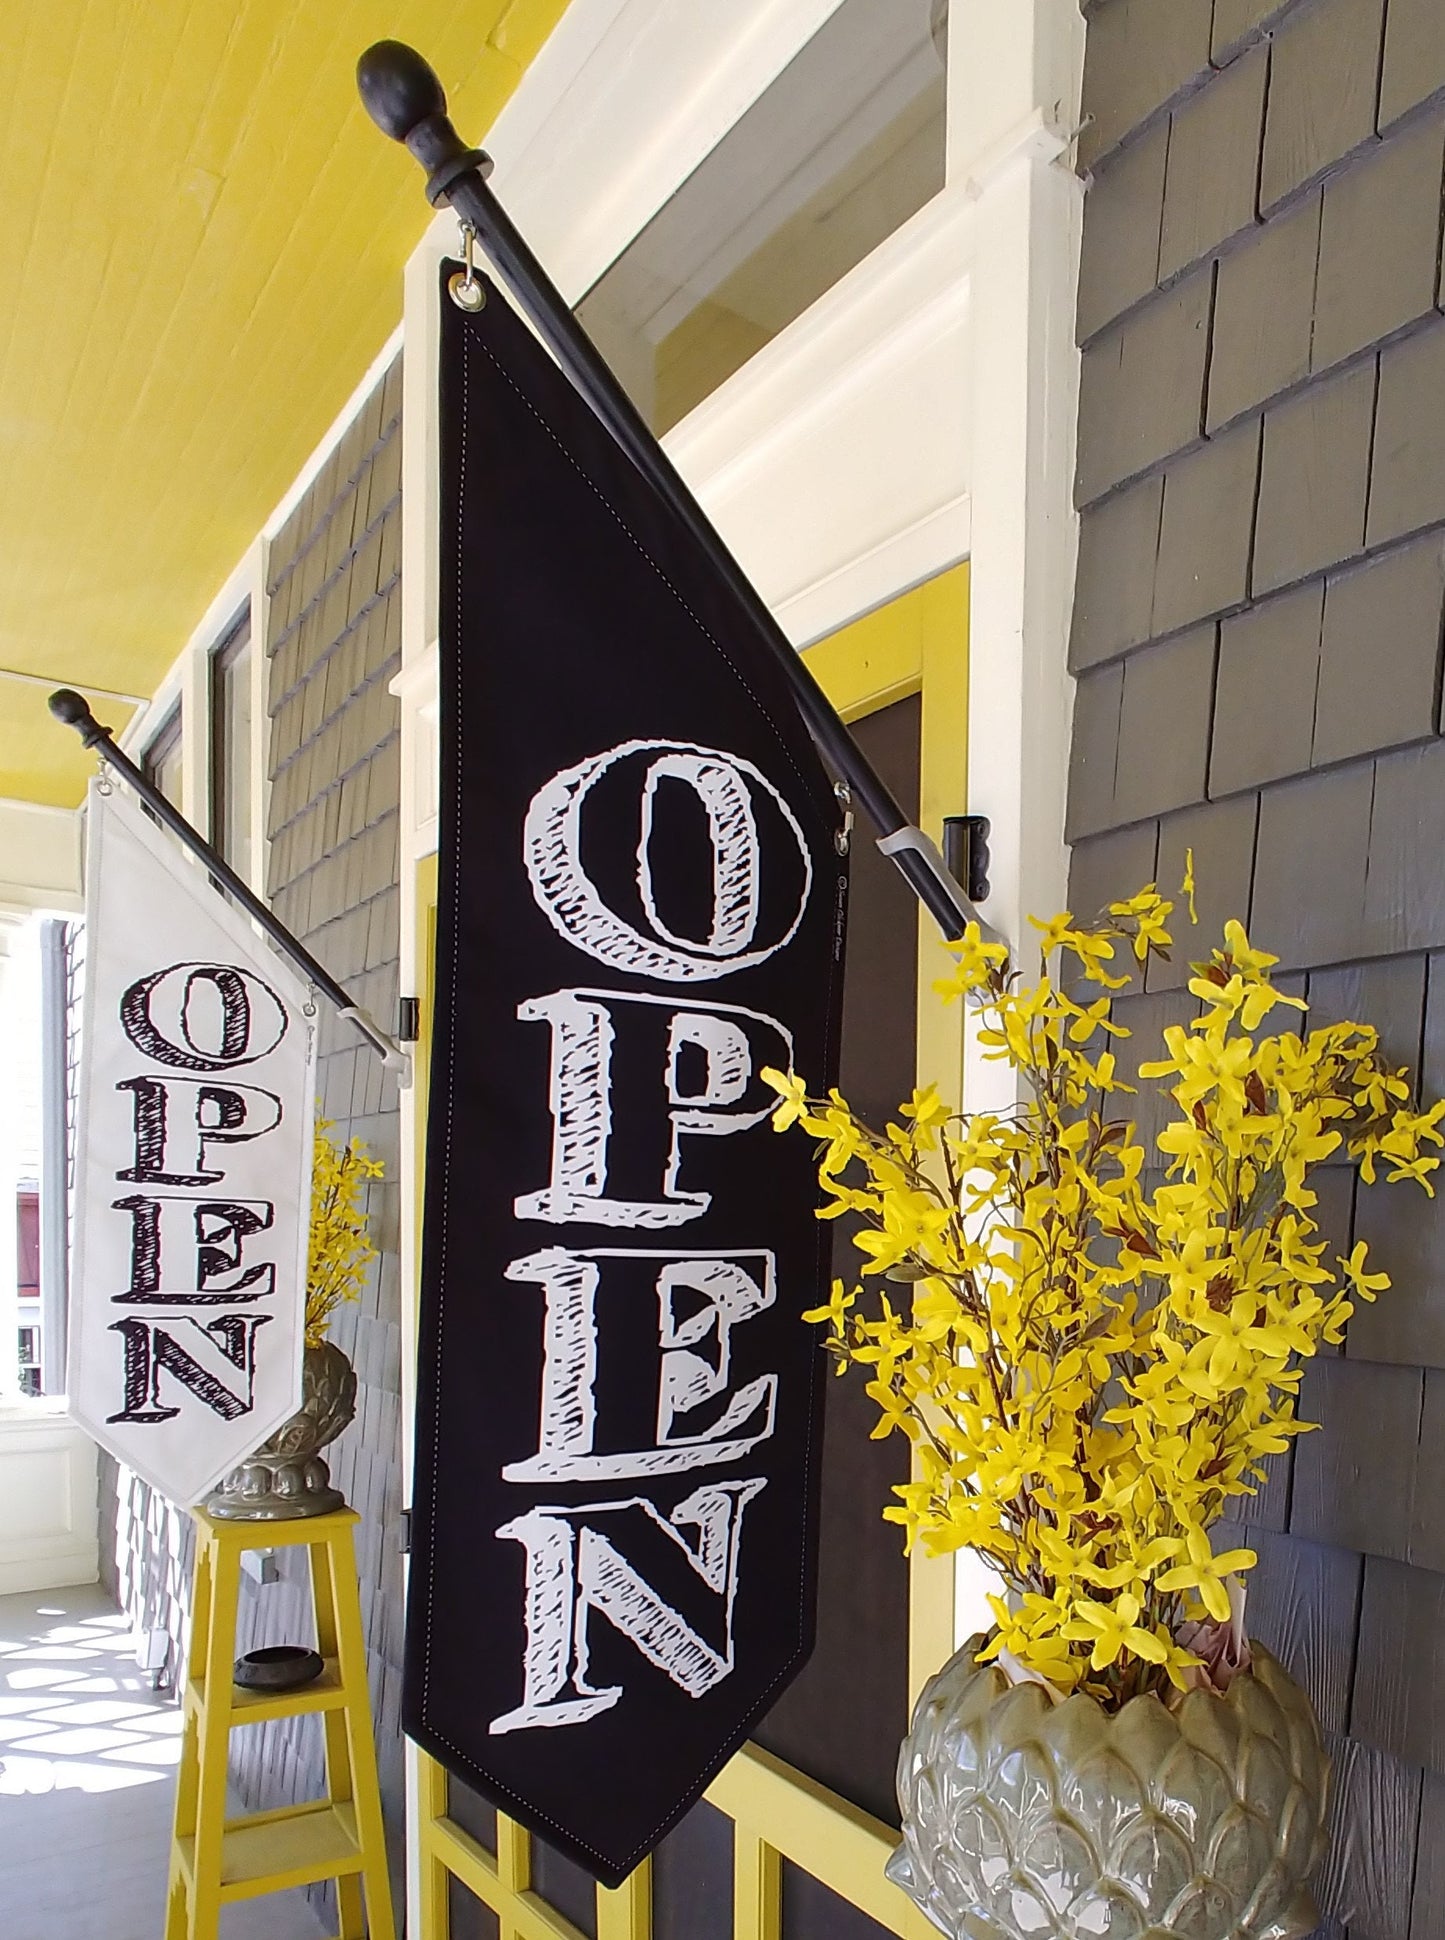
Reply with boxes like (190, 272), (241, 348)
(0, 0), (569, 777)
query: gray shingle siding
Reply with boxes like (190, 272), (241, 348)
(1079, 0), (1215, 170)
(225, 351), (405, 1913)
(1071, 4), (1445, 1932)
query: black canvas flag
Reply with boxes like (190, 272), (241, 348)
(404, 266), (848, 1884)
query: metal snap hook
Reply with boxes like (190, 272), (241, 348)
(834, 780), (853, 857)
(448, 223), (485, 312)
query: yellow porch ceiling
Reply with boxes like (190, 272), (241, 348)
(0, 677), (137, 807)
(0, 0), (569, 806)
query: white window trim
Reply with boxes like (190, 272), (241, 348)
(489, 0), (850, 304)
(119, 541), (268, 895)
(662, 182), (974, 649)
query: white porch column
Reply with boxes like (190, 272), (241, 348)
(0, 912), (24, 1402)
(952, 0), (1086, 1639)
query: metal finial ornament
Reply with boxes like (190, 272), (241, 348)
(448, 223), (485, 312)
(48, 686), (110, 747)
(355, 39), (494, 204)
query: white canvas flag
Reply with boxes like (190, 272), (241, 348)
(70, 781), (316, 1503)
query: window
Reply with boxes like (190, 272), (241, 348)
(16, 1191), (38, 1300)
(141, 705), (184, 810)
(210, 608), (253, 881)
(576, 0), (948, 434)
(17, 1197), (41, 1398)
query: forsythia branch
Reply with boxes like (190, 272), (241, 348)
(306, 1121), (383, 1350)
(763, 884), (1444, 1709)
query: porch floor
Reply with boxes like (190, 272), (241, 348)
(0, 1580), (325, 1939)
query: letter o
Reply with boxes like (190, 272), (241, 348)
(119, 963), (289, 1071)
(523, 740), (812, 983)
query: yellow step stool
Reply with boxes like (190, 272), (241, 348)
(165, 1506), (396, 1940)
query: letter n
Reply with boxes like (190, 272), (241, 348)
(108, 1314), (271, 1424)
(489, 1479), (765, 1734)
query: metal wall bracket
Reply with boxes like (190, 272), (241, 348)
(943, 815), (991, 907)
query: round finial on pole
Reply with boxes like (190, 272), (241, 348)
(49, 688), (92, 728)
(356, 40), (447, 144)
(49, 688), (111, 749)
(356, 40), (492, 207)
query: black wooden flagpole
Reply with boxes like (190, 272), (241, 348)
(355, 39), (1004, 951)
(48, 687), (411, 1077)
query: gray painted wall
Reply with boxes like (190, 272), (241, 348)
(1071, 2), (1445, 1933)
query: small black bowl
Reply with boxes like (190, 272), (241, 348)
(234, 1645), (325, 1692)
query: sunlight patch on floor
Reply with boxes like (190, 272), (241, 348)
(0, 1582), (323, 1939)
(0, 1596), (177, 1795)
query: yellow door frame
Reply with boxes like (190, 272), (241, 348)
(410, 561), (970, 1940)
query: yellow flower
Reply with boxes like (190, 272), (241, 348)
(1063, 995), (1124, 1044)
(935, 922), (1010, 1002)
(852, 1190), (952, 1276)
(761, 1066), (809, 1130)
(901, 1083), (951, 1131)
(1221, 919), (1279, 978)
(1107, 887), (1174, 962)
(1180, 848), (1198, 925)
(1155, 1525), (1257, 1624)
(1340, 1241), (1390, 1302)
(802, 1278), (856, 1332)
(1063, 1594), (1169, 1670)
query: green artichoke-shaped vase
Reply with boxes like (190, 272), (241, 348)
(204, 1341), (357, 1521)
(888, 1636), (1329, 1940)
